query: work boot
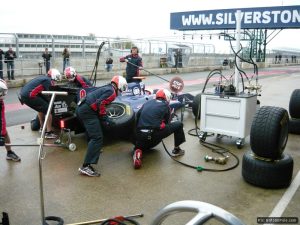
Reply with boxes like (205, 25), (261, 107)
(172, 147), (185, 157)
(133, 149), (142, 169)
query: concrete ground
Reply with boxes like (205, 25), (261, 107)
(0, 70), (299, 225)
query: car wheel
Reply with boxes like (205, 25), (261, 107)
(250, 106), (289, 160)
(31, 115), (40, 131)
(289, 89), (300, 118)
(242, 151), (293, 189)
(192, 93), (201, 119)
(289, 118), (300, 134)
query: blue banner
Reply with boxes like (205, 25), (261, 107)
(170, 5), (300, 30)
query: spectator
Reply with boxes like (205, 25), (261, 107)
(120, 46), (143, 83)
(19, 68), (62, 139)
(76, 75), (128, 177)
(132, 88), (186, 169)
(105, 57), (113, 72)
(0, 79), (21, 162)
(0, 48), (4, 79)
(275, 55), (278, 64)
(62, 47), (70, 72)
(4, 47), (17, 80)
(64, 66), (92, 88)
(42, 48), (52, 74)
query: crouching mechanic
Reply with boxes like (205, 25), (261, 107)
(20, 68), (62, 139)
(64, 66), (92, 88)
(76, 75), (128, 177)
(0, 79), (21, 161)
(133, 88), (186, 169)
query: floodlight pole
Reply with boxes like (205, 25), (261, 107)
(234, 10), (242, 93)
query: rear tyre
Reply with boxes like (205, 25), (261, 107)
(192, 93), (201, 119)
(31, 115), (40, 131)
(289, 118), (300, 134)
(250, 106), (289, 160)
(242, 151), (294, 189)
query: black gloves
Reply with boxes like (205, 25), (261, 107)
(0, 136), (5, 146)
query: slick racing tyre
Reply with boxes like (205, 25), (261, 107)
(242, 151), (293, 189)
(106, 102), (135, 130)
(289, 118), (300, 134)
(289, 89), (300, 118)
(31, 115), (40, 131)
(192, 93), (201, 119)
(250, 106), (289, 160)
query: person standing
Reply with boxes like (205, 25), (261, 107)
(62, 47), (70, 72)
(0, 79), (21, 162)
(4, 47), (17, 80)
(120, 46), (143, 83)
(105, 57), (113, 72)
(76, 75), (128, 177)
(132, 89), (186, 169)
(0, 49), (4, 79)
(42, 48), (52, 74)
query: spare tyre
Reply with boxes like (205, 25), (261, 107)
(289, 118), (300, 135)
(250, 106), (289, 159)
(289, 89), (300, 118)
(242, 151), (293, 189)
(192, 93), (201, 119)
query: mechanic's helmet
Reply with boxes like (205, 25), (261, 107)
(47, 68), (62, 81)
(0, 79), (8, 99)
(64, 66), (76, 81)
(155, 89), (172, 103)
(111, 75), (128, 92)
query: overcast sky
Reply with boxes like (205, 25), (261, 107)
(1, 0), (299, 52)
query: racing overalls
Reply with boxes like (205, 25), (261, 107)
(73, 75), (92, 88)
(76, 84), (116, 165)
(0, 100), (7, 138)
(135, 98), (186, 151)
(20, 76), (54, 114)
(120, 54), (143, 83)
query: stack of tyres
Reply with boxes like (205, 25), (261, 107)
(289, 89), (300, 134)
(242, 106), (294, 189)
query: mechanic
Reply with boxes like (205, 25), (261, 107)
(64, 66), (92, 88)
(76, 75), (128, 177)
(132, 88), (186, 169)
(20, 68), (62, 139)
(120, 46), (143, 83)
(0, 79), (21, 162)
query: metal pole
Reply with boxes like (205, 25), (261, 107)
(38, 91), (68, 225)
(234, 10), (242, 93)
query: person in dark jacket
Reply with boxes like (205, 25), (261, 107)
(62, 47), (70, 72)
(132, 88), (186, 169)
(20, 68), (62, 139)
(0, 48), (4, 79)
(76, 75), (128, 177)
(120, 46), (143, 83)
(42, 48), (52, 74)
(4, 47), (17, 80)
(0, 79), (21, 162)
(64, 66), (92, 88)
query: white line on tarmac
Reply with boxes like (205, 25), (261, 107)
(264, 170), (300, 225)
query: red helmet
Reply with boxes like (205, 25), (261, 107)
(155, 89), (171, 102)
(0, 79), (8, 99)
(111, 75), (128, 92)
(47, 68), (62, 81)
(64, 67), (76, 81)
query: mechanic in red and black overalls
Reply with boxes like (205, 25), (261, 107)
(132, 88), (186, 169)
(64, 66), (92, 88)
(76, 75), (128, 177)
(20, 69), (62, 139)
(120, 46), (143, 83)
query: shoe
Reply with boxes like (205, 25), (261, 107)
(39, 128), (43, 133)
(6, 151), (21, 162)
(133, 149), (142, 169)
(79, 165), (100, 177)
(45, 131), (57, 139)
(172, 147), (185, 157)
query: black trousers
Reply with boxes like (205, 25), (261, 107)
(135, 121), (185, 150)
